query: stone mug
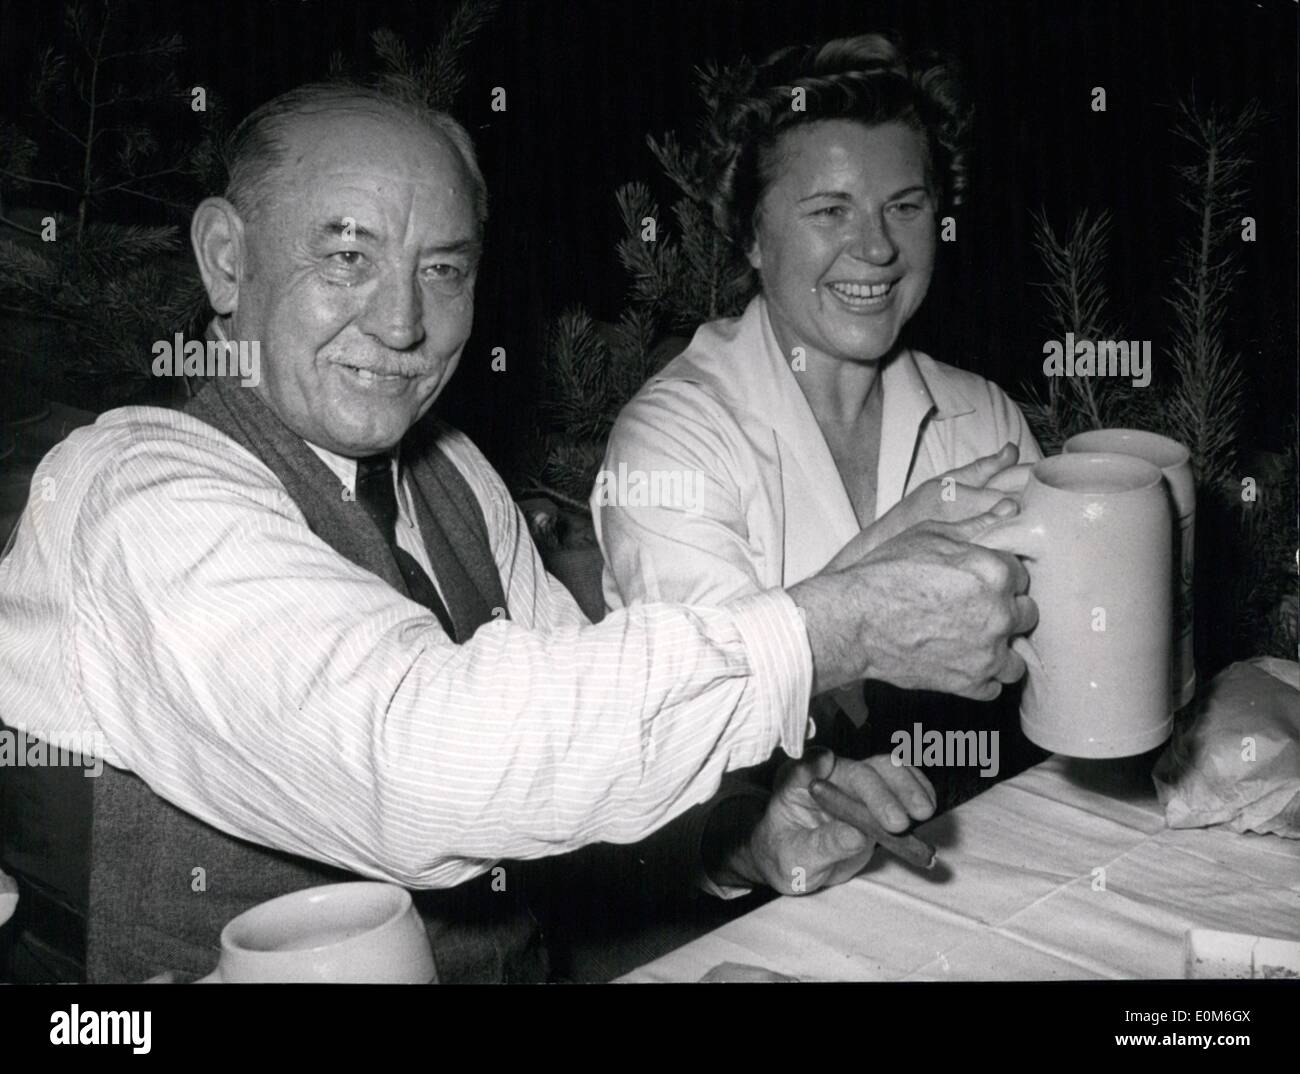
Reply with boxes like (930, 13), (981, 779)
(980, 453), (1173, 758)
(1064, 429), (1196, 712)
(197, 881), (437, 983)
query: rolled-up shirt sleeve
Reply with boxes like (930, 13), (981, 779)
(56, 421), (812, 891)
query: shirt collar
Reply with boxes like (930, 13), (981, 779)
(663, 295), (977, 520)
(884, 339), (977, 423)
(304, 441), (361, 494)
(304, 441), (409, 509)
(874, 331), (977, 510)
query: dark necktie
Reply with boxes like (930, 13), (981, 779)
(354, 454), (456, 638)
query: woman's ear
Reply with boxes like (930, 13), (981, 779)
(746, 230), (763, 273)
(191, 197), (245, 317)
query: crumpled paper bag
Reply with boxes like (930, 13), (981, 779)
(1153, 657), (1300, 837)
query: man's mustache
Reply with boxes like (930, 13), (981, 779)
(328, 352), (440, 378)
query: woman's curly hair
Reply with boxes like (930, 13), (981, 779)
(700, 33), (972, 256)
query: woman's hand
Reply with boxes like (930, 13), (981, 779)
(824, 443), (1025, 573)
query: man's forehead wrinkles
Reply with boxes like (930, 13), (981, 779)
(307, 165), (458, 192)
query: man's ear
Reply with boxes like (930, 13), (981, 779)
(191, 197), (245, 316)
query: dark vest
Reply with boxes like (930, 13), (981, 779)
(85, 378), (547, 983)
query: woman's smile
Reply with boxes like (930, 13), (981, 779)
(823, 278), (900, 313)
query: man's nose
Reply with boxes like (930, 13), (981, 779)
(848, 212), (898, 265)
(361, 270), (426, 350)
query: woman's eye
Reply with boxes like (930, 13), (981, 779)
(888, 202), (924, 218)
(811, 205), (847, 219)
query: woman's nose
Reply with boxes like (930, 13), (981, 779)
(848, 213), (898, 265)
(361, 270), (426, 351)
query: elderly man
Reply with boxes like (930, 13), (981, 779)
(0, 83), (1034, 983)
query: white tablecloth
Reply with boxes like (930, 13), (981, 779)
(620, 755), (1300, 981)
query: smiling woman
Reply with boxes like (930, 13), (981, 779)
(595, 32), (1042, 777)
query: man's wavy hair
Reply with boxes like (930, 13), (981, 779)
(700, 33), (972, 256)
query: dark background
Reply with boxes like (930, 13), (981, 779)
(1, 0), (1296, 471)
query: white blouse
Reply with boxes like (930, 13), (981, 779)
(594, 295), (1042, 725)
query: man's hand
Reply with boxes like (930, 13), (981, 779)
(790, 508), (1037, 699)
(708, 748), (936, 895)
(824, 444), (1025, 573)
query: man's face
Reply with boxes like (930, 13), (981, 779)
(232, 109), (481, 456)
(749, 119), (937, 369)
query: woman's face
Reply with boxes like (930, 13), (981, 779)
(748, 119), (938, 368)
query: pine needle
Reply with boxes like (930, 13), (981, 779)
(372, 0), (502, 111)
(1161, 98), (1261, 490)
(1017, 207), (1126, 451)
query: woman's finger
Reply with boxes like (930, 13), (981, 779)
(943, 443), (1019, 488)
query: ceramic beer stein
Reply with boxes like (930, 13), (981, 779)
(980, 453), (1173, 758)
(197, 882), (437, 983)
(1063, 429), (1196, 712)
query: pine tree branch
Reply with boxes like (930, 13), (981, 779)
(0, 215), (43, 237)
(1160, 98), (1260, 487)
(93, 165), (184, 194)
(422, 0), (502, 109)
(515, 485), (592, 514)
(0, 170), (76, 193)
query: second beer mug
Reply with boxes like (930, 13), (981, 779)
(1063, 428), (1196, 712)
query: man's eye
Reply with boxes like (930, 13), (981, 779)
(423, 263), (462, 280)
(811, 205), (848, 219)
(327, 250), (369, 268)
(421, 263), (469, 293)
(888, 202), (925, 218)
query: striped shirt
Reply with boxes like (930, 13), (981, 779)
(0, 406), (812, 889)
